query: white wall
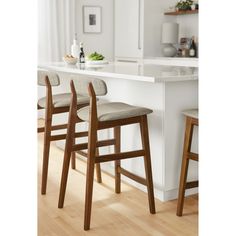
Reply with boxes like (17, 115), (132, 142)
(75, 0), (114, 61)
(177, 14), (198, 39)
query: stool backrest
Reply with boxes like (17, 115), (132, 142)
(72, 76), (107, 96)
(38, 70), (60, 86)
(182, 109), (198, 119)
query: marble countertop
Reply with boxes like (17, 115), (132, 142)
(143, 57), (198, 67)
(38, 61), (198, 83)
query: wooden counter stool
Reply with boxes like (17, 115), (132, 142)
(58, 78), (156, 230)
(176, 109), (198, 216)
(37, 70), (102, 195)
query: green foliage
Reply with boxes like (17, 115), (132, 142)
(175, 0), (193, 10)
(88, 52), (104, 61)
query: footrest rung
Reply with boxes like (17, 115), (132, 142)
(186, 180), (198, 189)
(96, 150), (145, 163)
(118, 167), (147, 186)
(187, 152), (199, 161)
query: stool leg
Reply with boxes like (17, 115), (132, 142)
(95, 148), (102, 183)
(114, 126), (121, 193)
(84, 129), (97, 230)
(41, 114), (52, 195)
(140, 116), (156, 214)
(176, 157), (189, 216)
(176, 117), (193, 216)
(71, 137), (76, 170)
(58, 119), (76, 208)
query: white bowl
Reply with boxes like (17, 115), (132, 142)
(86, 60), (108, 65)
(63, 56), (78, 65)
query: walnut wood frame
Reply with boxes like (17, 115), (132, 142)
(176, 115), (199, 216)
(58, 80), (156, 230)
(37, 76), (102, 195)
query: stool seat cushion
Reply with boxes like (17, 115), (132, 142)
(182, 109), (198, 119)
(38, 93), (90, 108)
(78, 102), (153, 122)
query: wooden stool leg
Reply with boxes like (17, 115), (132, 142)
(71, 153), (76, 169)
(95, 149), (102, 183)
(71, 137), (76, 169)
(176, 156), (190, 216)
(140, 116), (156, 214)
(176, 117), (193, 216)
(84, 130), (97, 230)
(41, 115), (52, 195)
(114, 126), (121, 193)
(58, 118), (76, 208)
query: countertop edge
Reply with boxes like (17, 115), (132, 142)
(38, 62), (198, 84)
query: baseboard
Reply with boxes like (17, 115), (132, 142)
(101, 163), (198, 202)
(160, 187), (198, 202)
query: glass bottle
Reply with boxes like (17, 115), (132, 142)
(189, 36), (196, 57)
(79, 42), (85, 63)
(71, 33), (79, 58)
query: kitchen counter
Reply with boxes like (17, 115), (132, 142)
(38, 61), (198, 83)
(115, 56), (198, 67)
(143, 57), (198, 67)
(38, 60), (198, 202)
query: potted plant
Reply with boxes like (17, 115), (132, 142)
(175, 0), (193, 11)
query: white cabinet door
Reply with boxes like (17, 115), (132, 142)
(115, 0), (143, 58)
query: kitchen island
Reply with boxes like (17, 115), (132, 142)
(38, 61), (198, 201)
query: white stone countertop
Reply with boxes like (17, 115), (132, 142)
(38, 61), (198, 83)
(143, 57), (198, 67)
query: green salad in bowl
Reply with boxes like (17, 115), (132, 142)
(87, 52), (105, 61)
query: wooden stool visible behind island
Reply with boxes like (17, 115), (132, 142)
(177, 109), (198, 216)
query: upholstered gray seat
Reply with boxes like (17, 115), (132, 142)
(78, 102), (153, 122)
(38, 93), (90, 108)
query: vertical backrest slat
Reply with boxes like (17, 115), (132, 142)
(38, 70), (60, 86)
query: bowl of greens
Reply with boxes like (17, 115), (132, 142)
(86, 52), (108, 65)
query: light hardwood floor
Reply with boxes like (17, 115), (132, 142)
(38, 129), (198, 236)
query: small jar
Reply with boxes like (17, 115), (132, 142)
(191, 4), (196, 10)
(182, 49), (189, 57)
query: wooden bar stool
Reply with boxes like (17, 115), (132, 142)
(37, 70), (102, 195)
(176, 109), (198, 216)
(58, 78), (156, 230)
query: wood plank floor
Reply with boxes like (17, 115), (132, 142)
(38, 130), (198, 236)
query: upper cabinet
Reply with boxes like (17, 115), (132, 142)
(115, 0), (142, 59)
(115, 0), (160, 60)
